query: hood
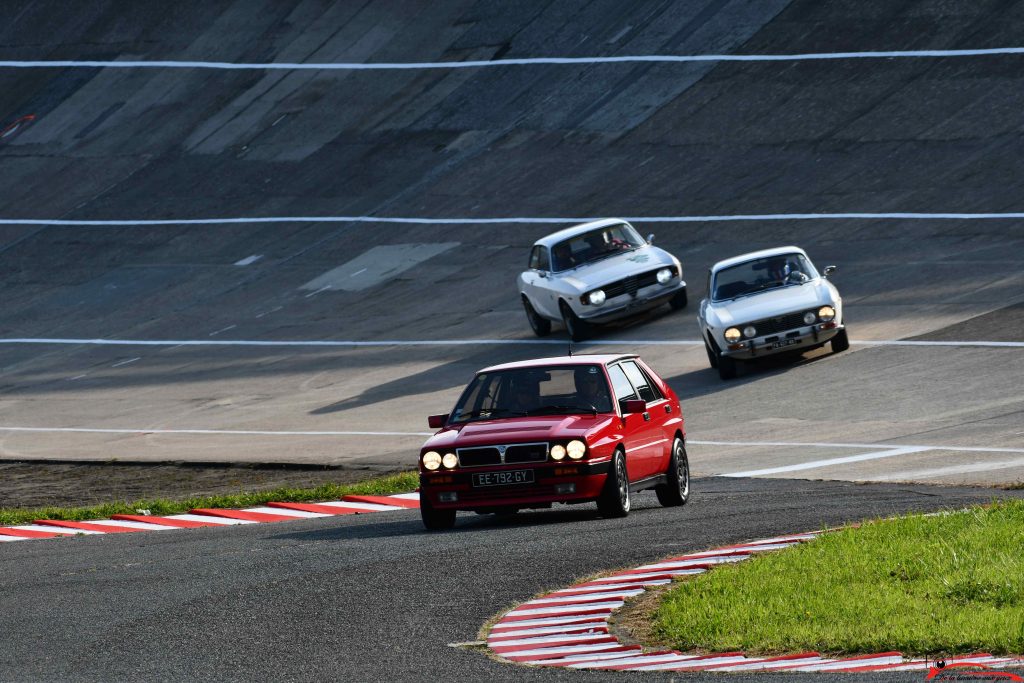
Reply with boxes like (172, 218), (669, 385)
(422, 414), (613, 450)
(709, 281), (833, 326)
(558, 246), (674, 291)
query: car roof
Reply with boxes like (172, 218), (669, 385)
(533, 218), (631, 248)
(711, 245), (809, 273)
(479, 354), (637, 373)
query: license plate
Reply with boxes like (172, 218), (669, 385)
(472, 470), (534, 487)
(770, 338), (800, 349)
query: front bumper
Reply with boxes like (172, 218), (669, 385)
(578, 280), (686, 323)
(721, 322), (843, 360)
(420, 460), (612, 511)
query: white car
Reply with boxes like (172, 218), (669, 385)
(698, 246), (848, 379)
(518, 219), (687, 341)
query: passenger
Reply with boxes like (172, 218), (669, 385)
(574, 367), (612, 412)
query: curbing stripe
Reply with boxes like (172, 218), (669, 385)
(242, 506), (330, 518)
(266, 501), (363, 515)
(189, 508), (301, 523)
(488, 624), (608, 641)
(87, 519), (175, 531)
(0, 535), (27, 541)
(342, 494), (419, 509)
(34, 519), (142, 533)
(0, 526), (63, 538)
(8, 523), (103, 535)
(112, 514), (228, 528)
(166, 513), (254, 525)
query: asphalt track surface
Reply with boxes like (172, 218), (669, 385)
(3, 1), (1024, 681)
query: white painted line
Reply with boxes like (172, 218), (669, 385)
(389, 492), (422, 501)
(526, 589), (644, 605)
(9, 524), (103, 535)
(488, 624), (607, 641)
(636, 654), (752, 671)
(166, 514), (254, 525)
(2, 336), (1022, 348)
(491, 615), (609, 630)
(636, 556), (748, 571)
(242, 506), (330, 518)
(789, 654), (904, 671)
(571, 653), (707, 669)
(0, 535), (27, 541)
(503, 642), (625, 659)
(86, 519), (174, 531)
(315, 501), (401, 512)
(111, 357), (141, 367)
(531, 649), (647, 666)
(868, 457), (1024, 480)
(6, 48), (1024, 71)
(69, 374), (88, 381)
(694, 439), (1024, 454)
(721, 445), (932, 477)
(716, 657), (831, 671)
(507, 601), (623, 617)
(208, 325), (237, 336)
(490, 633), (614, 649)
(0, 427), (433, 437)
(588, 568), (706, 583)
(304, 285), (331, 298)
(551, 580), (672, 596)
(234, 255), (262, 266)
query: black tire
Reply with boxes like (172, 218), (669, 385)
(669, 287), (688, 310)
(656, 438), (690, 507)
(597, 450), (630, 518)
(704, 339), (719, 368)
(831, 327), (850, 353)
(523, 297), (551, 337)
(420, 496), (456, 530)
(718, 355), (738, 380)
(560, 301), (591, 342)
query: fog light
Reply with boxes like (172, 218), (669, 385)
(438, 492), (458, 503)
(554, 483), (576, 494)
(803, 311), (817, 325)
(742, 325), (757, 339)
(442, 452), (458, 469)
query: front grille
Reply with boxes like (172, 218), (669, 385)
(457, 447), (501, 467)
(505, 443), (548, 464)
(457, 442), (549, 467)
(748, 311), (809, 335)
(602, 267), (672, 298)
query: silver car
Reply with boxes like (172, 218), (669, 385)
(518, 219), (687, 341)
(698, 246), (848, 380)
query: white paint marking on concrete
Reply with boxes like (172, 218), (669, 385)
(300, 243), (459, 293)
(0, 535), (27, 541)
(111, 357), (141, 367)
(254, 306), (282, 319)
(69, 374), (88, 381)
(0, 426), (433, 437)
(867, 457), (1024, 481)
(167, 514), (253, 525)
(607, 26), (633, 44)
(303, 285), (332, 298)
(1, 337), (1022, 348)
(721, 446), (932, 478)
(692, 439), (1024, 455)
(5, 48), (1024, 70)
(242, 506), (330, 518)
(316, 501), (400, 512)
(208, 325), (237, 336)
(10, 212), (1024, 227)
(9, 524), (103, 535)
(87, 519), (174, 531)
(234, 255), (262, 266)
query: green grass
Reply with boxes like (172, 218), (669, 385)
(654, 501), (1024, 656)
(0, 471), (419, 527)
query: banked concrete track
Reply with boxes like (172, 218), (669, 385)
(2, 2), (1024, 680)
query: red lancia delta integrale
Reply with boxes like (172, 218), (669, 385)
(418, 354), (688, 530)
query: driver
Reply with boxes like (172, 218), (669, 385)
(506, 380), (538, 413)
(574, 367), (611, 412)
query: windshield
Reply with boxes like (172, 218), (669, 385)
(449, 365), (614, 423)
(712, 253), (818, 301)
(550, 224), (645, 272)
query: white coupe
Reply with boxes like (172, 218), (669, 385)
(518, 219), (687, 341)
(698, 246), (848, 379)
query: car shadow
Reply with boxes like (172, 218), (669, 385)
(665, 347), (837, 399)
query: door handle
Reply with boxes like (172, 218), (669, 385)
(664, 404), (672, 414)
(642, 412), (650, 422)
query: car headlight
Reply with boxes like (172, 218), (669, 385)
(804, 311), (817, 325)
(742, 325), (757, 338)
(818, 305), (836, 322)
(422, 451), (442, 470)
(550, 444), (566, 460)
(567, 440), (586, 460)
(587, 289), (606, 306)
(442, 453), (458, 469)
(656, 268), (673, 285)
(724, 327), (742, 343)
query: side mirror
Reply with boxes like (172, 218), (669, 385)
(427, 414), (449, 429)
(622, 399), (647, 414)
(537, 270), (548, 278)
(823, 265), (837, 278)
(646, 233), (655, 245)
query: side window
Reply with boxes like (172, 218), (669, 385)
(528, 246), (550, 271)
(607, 364), (637, 404)
(621, 361), (661, 402)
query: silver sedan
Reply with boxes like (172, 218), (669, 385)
(518, 219), (687, 341)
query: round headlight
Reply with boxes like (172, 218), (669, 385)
(803, 311), (817, 325)
(724, 327), (741, 343)
(588, 289), (606, 306)
(422, 451), (442, 470)
(442, 452), (458, 469)
(550, 444), (566, 460)
(818, 305), (836, 322)
(742, 325), (757, 339)
(656, 268), (673, 285)
(567, 440), (586, 460)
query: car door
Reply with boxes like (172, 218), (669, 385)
(620, 360), (673, 475)
(607, 363), (662, 480)
(522, 245), (558, 318)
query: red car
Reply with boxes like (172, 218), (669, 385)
(418, 354), (689, 530)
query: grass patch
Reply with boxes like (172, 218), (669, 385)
(0, 471), (419, 527)
(654, 501), (1024, 656)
